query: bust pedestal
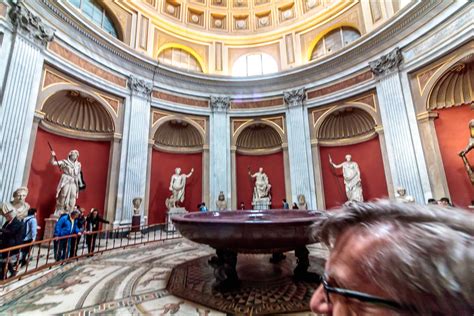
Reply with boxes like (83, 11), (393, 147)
(166, 207), (188, 232)
(252, 198), (271, 210)
(44, 217), (59, 239)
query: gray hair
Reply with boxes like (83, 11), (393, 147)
(313, 200), (474, 315)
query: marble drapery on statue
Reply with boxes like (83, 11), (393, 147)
(166, 168), (194, 209)
(0, 187), (30, 223)
(459, 119), (474, 185)
(50, 149), (82, 215)
(248, 167), (272, 208)
(329, 155), (364, 203)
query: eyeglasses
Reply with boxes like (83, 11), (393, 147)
(320, 274), (414, 312)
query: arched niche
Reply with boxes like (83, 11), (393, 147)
(313, 105), (389, 209)
(232, 120), (288, 210)
(27, 89), (121, 234)
(148, 116), (206, 224)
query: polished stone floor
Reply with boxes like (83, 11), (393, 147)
(0, 239), (328, 315)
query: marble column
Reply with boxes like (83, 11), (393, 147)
(369, 48), (430, 203)
(115, 76), (152, 225)
(284, 88), (317, 209)
(209, 96), (231, 209)
(0, 3), (54, 202)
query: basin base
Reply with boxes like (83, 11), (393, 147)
(167, 253), (324, 315)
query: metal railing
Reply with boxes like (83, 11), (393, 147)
(0, 223), (180, 284)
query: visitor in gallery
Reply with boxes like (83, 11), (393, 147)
(239, 202), (245, 210)
(292, 202), (299, 209)
(0, 209), (23, 279)
(85, 208), (109, 254)
(427, 198), (438, 205)
(310, 200), (473, 315)
(70, 208), (86, 257)
(19, 208), (38, 267)
(53, 210), (81, 261)
(438, 197), (453, 207)
(199, 202), (208, 212)
(282, 199), (289, 209)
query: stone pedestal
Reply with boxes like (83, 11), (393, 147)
(44, 217), (58, 239)
(131, 215), (141, 231)
(166, 208), (188, 232)
(252, 198), (271, 210)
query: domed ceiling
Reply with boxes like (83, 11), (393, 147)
(124, 0), (354, 41)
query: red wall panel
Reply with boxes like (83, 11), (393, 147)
(319, 136), (388, 209)
(236, 152), (286, 210)
(27, 128), (111, 234)
(148, 150), (202, 224)
(434, 105), (474, 207)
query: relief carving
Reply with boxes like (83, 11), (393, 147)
(128, 75), (153, 98)
(9, 3), (54, 46)
(283, 88), (305, 108)
(210, 96), (231, 112)
(369, 47), (403, 76)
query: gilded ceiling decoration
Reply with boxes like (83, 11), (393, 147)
(154, 120), (204, 147)
(42, 90), (114, 134)
(236, 123), (282, 149)
(428, 60), (473, 110)
(317, 107), (375, 140)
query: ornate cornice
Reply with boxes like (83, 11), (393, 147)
(9, 2), (54, 46)
(210, 96), (231, 112)
(284, 88), (306, 108)
(369, 47), (403, 76)
(128, 75), (152, 98)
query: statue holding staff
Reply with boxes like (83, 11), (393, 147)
(329, 154), (364, 202)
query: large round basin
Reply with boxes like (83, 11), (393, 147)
(172, 210), (322, 253)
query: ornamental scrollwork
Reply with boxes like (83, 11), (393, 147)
(9, 3), (55, 46)
(284, 88), (305, 108)
(210, 96), (231, 112)
(128, 75), (153, 98)
(369, 47), (403, 76)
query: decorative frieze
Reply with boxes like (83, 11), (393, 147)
(128, 75), (152, 98)
(9, 3), (54, 46)
(210, 96), (231, 112)
(369, 47), (403, 76)
(284, 88), (305, 108)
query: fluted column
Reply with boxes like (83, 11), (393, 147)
(284, 88), (317, 209)
(0, 3), (54, 202)
(370, 48), (429, 203)
(115, 76), (152, 225)
(209, 96), (231, 209)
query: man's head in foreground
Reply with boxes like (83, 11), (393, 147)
(310, 200), (473, 315)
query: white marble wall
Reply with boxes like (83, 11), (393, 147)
(209, 96), (231, 209)
(284, 89), (317, 208)
(115, 76), (152, 224)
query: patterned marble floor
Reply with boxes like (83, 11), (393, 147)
(0, 239), (328, 315)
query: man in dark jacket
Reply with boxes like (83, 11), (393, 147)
(0, 210), (23, 279)
(70, 208), (86, 257)
(53, 210), (81, 261)
(85, 208), (109, 254)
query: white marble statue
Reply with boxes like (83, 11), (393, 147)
(297, 194), (308, 210)
(166, 167), (194, 209)
(216, 191), (228, 211)
(248, 167), (272, 204)
(0, 187), (30, 221)
(395, 187), (415, 203)
(329, 154), (364, 202)
(50, 149), (82, 215)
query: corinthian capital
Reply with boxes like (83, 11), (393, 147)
(369, 48), (403, 76)
(9, 3), (55, 46)
(210, 96), (231, 112)
(284, 88), (305, 108)
(128, 75), (153, 98)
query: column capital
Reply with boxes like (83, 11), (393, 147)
(210, 96), (231, 112)
(128, 75), (153, 98)
(9, 3), (55, 46)
(369, 47), (403, 76)
(284, 88), (306, 108)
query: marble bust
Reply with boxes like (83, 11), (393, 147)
(329, 154), (364, 202)
(133, 197), (142, 215)
(166, 167), (194, 209)
(216, 191), (227, 211)
(395, 187), (415, 203)
(297, 194), (308, 210)
(1, 187), (30, 221)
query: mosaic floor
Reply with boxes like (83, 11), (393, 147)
(0, 239), (328, 315)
